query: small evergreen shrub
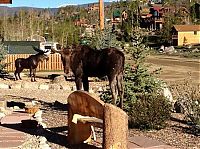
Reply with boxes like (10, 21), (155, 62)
(0, 43), (8, 76)
(88, 27), (122, 50)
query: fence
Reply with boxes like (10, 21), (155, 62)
(2, 54), (63, 72)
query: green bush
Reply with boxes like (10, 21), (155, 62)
(128, 93), (171, 130)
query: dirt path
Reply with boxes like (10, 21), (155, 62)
(146, 55), (200, 84)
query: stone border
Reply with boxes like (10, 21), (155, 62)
(0, 82), (73, 91)
(0, 81), (106, 94)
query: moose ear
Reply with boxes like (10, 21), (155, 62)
(51, 48), (63, 55)
(32, 46), (44, 53)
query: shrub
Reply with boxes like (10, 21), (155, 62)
(172, 80), (200, 134)
(128, 93), (171, 130)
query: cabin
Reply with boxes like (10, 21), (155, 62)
(171, 25), (200, 46)
(149, 6), (163, 30)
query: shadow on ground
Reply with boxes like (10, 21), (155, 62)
(170, 116), (200, 136)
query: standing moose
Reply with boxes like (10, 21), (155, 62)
(52, 45), (125, 108)
(14, 51), (49, 82)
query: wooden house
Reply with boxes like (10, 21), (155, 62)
(171, 25), (200, 46)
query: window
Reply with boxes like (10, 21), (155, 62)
(194, 31), (197, 35)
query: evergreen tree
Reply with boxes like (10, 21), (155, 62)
(0, 43), (7, 76)
(100, 29), (171, 130)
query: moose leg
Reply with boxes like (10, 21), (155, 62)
(33, 69), (36, 82)
(82, 75), (89, 91)
(30, 68), (34, 82)
(117, 73), (124, 109)
(75, 76), (83, 90)
(15, 68), (23, 80)
(109, 75), (118, 106)
(14, 70), (18, 80)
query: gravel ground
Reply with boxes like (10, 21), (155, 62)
(0, 77), (199, 149)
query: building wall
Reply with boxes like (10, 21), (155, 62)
(178, 31), (200, 46)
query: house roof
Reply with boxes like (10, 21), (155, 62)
(3, 41), (40, 54)
(173, 25), (200, 32)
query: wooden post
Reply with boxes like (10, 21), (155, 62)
(103, 104), (128, 149)
(99, 0), (104, 30)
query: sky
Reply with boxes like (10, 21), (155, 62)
(1, 0), (117, 8)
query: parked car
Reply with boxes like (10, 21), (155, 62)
(40, 42), (61, 52)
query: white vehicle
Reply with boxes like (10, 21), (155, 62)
(40, 42), (60, 52)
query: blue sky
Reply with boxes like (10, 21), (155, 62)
(1, 0), (116, 8)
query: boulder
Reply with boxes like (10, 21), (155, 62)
(52, 75), (66, 84)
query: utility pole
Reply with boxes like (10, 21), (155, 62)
(99, 0), (104, 30)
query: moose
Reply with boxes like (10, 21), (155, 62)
(52, 45), (125, 108)
(14, 51), (50, 82)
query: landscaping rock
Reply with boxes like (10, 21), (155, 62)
(10, 82), (22, 89)
(21, 82), (38, 89)
(0, 99), (6, 109)
(39, 143), (51, 149)
(38, 84), (49, 90)
(0, 112), (6, 119)
(13, 106), (20, 110)
(60, 83), (71, 90)
(39, 121), (47, 128)
(71, 86), (77, 91)
(39, 136), (47, 144)
(34, 110), (43, 118)
(49, 84), (61, 90)
(0, 83), (10, 89)
(52, 75), (66, 83)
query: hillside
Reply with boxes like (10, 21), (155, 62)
(0, 2), (111, 16)
(0, 6), (58, 16)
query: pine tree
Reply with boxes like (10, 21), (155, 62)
(0, 43), (7, 76)
(100, 29), (171, 130)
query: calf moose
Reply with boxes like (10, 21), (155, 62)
(52, 45), (125, 108)
(14, 51), (49, 82)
